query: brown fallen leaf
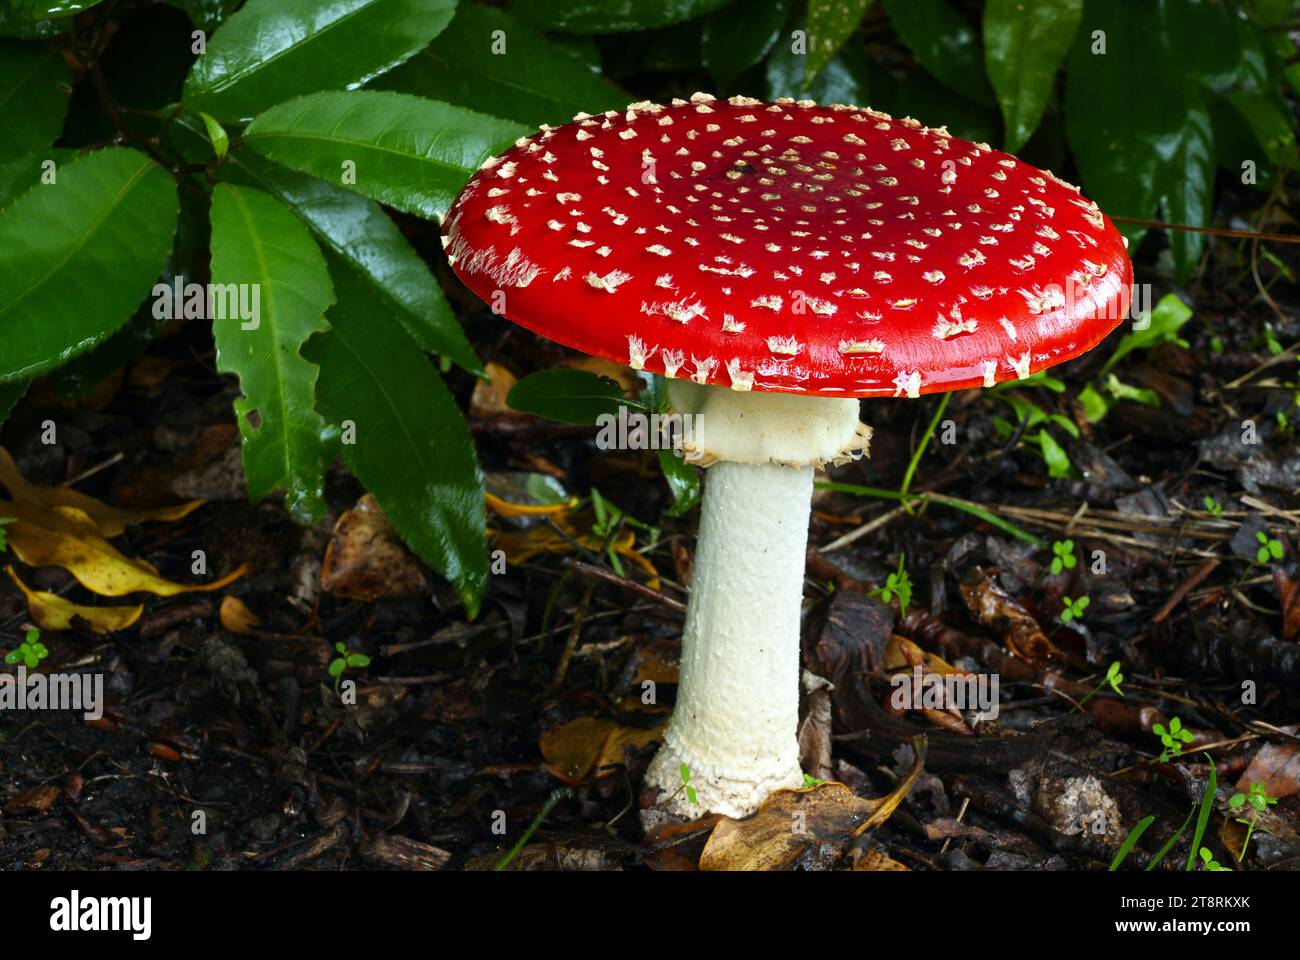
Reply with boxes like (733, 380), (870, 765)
(320, 494), (429, 601)
(0, 446), (203, 537)
(1, 500), (246, 597)
(853, 848), (910, 871)
(4, 784), (60, 814)
(539, 715), (665, 783)
(1236, 725), (1300, 800)
(959, 569), (1062, 664)
(218, 595), (262, 636)
(6, 566), (142, 634)
(698, 738), (926, 871)
(469, 362), (519, 418)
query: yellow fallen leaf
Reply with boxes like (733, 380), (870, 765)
(1, 500), (246, 597)
(6, 566), (142, 634)
(0, 446), (203, 537)
(540, 715), (665, 783)
(218, 595), (261, 635)
(699, 738), (926, 871)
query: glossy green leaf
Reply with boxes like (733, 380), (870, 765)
(198, 111), (229, 160)
(982, 0), (1082, 151)
(0, 41), (71, 163)
(183, 0), (459, 121)
(0, 148), (178, 384)
(305, 254), (487, 616)
(701, 0), (790, 92)
(881, 0), (993, 106)
(507, 369), (630, 425)
(767, 14), (871, 105)
(0, 148), (74, 208)
(375, 4), (625, 126)
(1160, 95), (1214, 283)
(242, 91), (527, 221)
(208, 183), (333, 522)
(805, 0), (873, 88)
(1103, 293), (1192, 374)
(1036, 428), (1071, 479)
(165, 0), (243, 31)
(8, 1), (102, 17)
(658, 448), (700, 516)
(504, 0), (735, 34)
(224, 148), (480, 374)
(1223, 88), (1297, 166)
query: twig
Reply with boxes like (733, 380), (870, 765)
(1150, 559), (1219, 624)
(561, 558), (686, 614)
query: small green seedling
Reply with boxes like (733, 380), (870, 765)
(4, 628), (47, 669)
(802, 774), (826, 788)
(1229, 782), (1278, 859)
(871, 554), (913, 618)
(1198, 847), (1230, 871)
(0, 517), (12, 552)
(679, 762), (698, 805)
(1255, 531), (1284, 565)
(1152, 716), (1194, 762)
(328, 642), (371, 689)
(1060, 595), (1090, 623)
(1076, 660), (1124, 709)
(1202, 496), (1223, 518)
(1049, 539), (1077, 576)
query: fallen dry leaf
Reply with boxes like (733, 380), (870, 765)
(853, 848), (910, 871)
(1, 500), (246, 597)
(6, 566), (142, 634)
(218, 595), (261, 636)
(468, 362), (519, 418)
(491, 507), (658, 587)
(320, 494), (429, 601)
(698, 738), (926, 871)
(1236, 725), (1300, 800)
(959, 570), (1062, 664)
(0, 446), (202, 537)
(540, 715), (665, 783)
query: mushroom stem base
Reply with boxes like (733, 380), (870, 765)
(644, 459), (812, 820)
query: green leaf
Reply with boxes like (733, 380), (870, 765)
(305, 254), (487, 616)
(208, 183), (333, 522)
(658, 447), (700, 517)
(223, 148), (480, 374)
(805, 0), (873, 88)
(183, 0), (459, 121)
(504, 0), (735, 34)
(1036, 428), (1071, 479)
(881, 0), (993, 106)
(1078, 384), (1108, 423)
(374, 4), (625, 126)
(242, 90), (527, 222)
(1223, 88), (1297, 167)
(1109, 814), (1155, 871)
(507, 369), (630, 425)
(0, 41), (71, 163)
(1187, 757), (1217, 872)
(1103, 293), (1192, 374)
(702, 0), (790, 93)
(0, 148), (179, 384)
(198, 111), (229, 160)
(982, 0), (1082, 152)
(328, 658), (346, 677)
(1160, 94), (1214, 283)
(889, 67), (996, 144)
(0, 148), (75, 209)
(766, 13), (872, 105)
(166, 0), (244, 31)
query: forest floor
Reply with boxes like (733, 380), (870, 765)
(2, 190), (1300, 872)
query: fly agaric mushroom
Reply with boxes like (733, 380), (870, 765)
(443, 94), (1132, 819)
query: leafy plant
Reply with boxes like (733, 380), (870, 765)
(1203, 496), (1224, 519)
(1060, 594), (1089, 623)
(1255, 530), (1284, 565)
(4, 627), (47, 669)
(1049, 539), (1076, 576)
(1198, 847), (1230, 871)
(1229, 781), (1278, 859)
(1152, 716), (1194, 762)
(871, 553), (913, 618)
(1076, 660), (1124, 710)
(328, 641), (371, 690)
(679, 762), (698, 805)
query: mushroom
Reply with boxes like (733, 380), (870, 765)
(444, 94), (1133, 819)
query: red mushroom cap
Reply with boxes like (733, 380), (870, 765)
(444, 94), (1132, 398)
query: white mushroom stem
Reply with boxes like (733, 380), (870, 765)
(644, 383), (868, 819)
